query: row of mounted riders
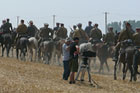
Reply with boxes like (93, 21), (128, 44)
(0, 30), (140, 82)
(113, 39), (140, 82)
(0, 30), (34, 59)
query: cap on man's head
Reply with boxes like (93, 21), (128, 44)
(21, 19), (24, 23)
(65, 37), (71, 42)
(29, 20), (33, 24)
(44, 23), (49, 26)
(88, 21), (92, 23)
(125, 22), (131, 26)
(61, 23), (64, 26)
(7, 18), (9, 21)
(94, 23), (98, 26)
(77, 23), (82, 26)
(73, 37), (79, 41)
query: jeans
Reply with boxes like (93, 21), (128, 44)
(63, 60), (70, 80)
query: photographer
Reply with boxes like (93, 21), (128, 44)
(62, 38), (71, 80)
(69, 37), (79, 84)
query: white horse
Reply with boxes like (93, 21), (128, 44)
(28, 37), (38, 61)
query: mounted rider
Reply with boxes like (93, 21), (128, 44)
(27, 21), (38, 37)
(55, 23), (67, 40)
(104, 27), (115, 45)
(72, 23), (89, 44)
(132, 28), (140, 75)
(113, 22), (134, 61)
(89, 23), (102, 44)
(1, 19), (13, 34)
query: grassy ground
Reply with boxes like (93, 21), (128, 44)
(0, 57), (139, 93)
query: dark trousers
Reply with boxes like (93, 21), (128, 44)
(63, 60), (70, 80)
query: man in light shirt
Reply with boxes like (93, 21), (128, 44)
(62, 37), (71, 80)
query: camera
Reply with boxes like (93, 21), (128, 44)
(82, 51), (96, 57)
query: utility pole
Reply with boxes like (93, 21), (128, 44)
(17, 16), (19, 27)
(104, 12), (109, 34)
(53, 15), (56, 28)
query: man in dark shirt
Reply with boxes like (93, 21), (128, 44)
(69, 37), (79, 84)
(27, 21), (38, 37)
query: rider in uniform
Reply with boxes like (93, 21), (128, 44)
(27, 21), (38, 37)
(104, 27), (115, 45)
(73, 23), (89, 44)
(133, 28), (140, 74)
(90, 23), (102, 44)
(113, 22), (134, 61)
(55, 23), (67, 39)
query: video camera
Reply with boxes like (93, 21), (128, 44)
(82, 51), (96, 57)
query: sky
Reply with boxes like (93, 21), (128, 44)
(0, 0), (140, 34)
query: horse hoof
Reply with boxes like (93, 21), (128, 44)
(133, 76), (137, 81)
(114, 77), (117, 80)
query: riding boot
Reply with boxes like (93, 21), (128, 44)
(112, 49), (119, 61)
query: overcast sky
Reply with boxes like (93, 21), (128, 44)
(0, 0), (139, 33)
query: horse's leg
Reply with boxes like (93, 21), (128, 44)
(122, 63), (127, 80)
(93, 57), (97, 69)
(11, 46), (14, 57)
(114, 60), (118, 80)
(1, 44), (5, 57)
(35, 49), (37, 62)
(98, 58), (104, 73)
(30, 49), (33, 62)
(16, 49), (19, 59)
(105, 60), (110, 72)
(6, 44), (11, 57)
(128, 63), (133, 82)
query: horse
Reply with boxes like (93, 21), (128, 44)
(89, 38), (111, 73)
(1, 33), (12, 57)
(114, 39), (134, 81)
(53, 38), (65, 65)
(27, 37), (38, 61)
(38, 39), (54, 64)
(16, 36), (29, 61)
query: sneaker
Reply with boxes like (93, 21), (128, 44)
(69, 81), (73, 84)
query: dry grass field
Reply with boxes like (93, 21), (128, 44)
(0, 56), (140, 93)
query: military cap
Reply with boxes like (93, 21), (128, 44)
(77, 23), (82, 26)
(65, 37), (72, 42)
(44, 23), (49, 26)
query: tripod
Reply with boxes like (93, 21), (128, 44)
(75, 57), (95, 86)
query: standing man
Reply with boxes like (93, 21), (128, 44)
(69, 37), (79, 84)
(90, 23), (102, 43)
(62, 37), (71, 80)
(27, 21), (38, 37)
(56, 23), (67, 39)
(73, 23), (89, 44)
(85, 21), (93, 37)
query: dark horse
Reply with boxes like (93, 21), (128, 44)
(16, 36), (29, 61)
(114, 40), (134, 81)
(0, 32), (12, 57)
